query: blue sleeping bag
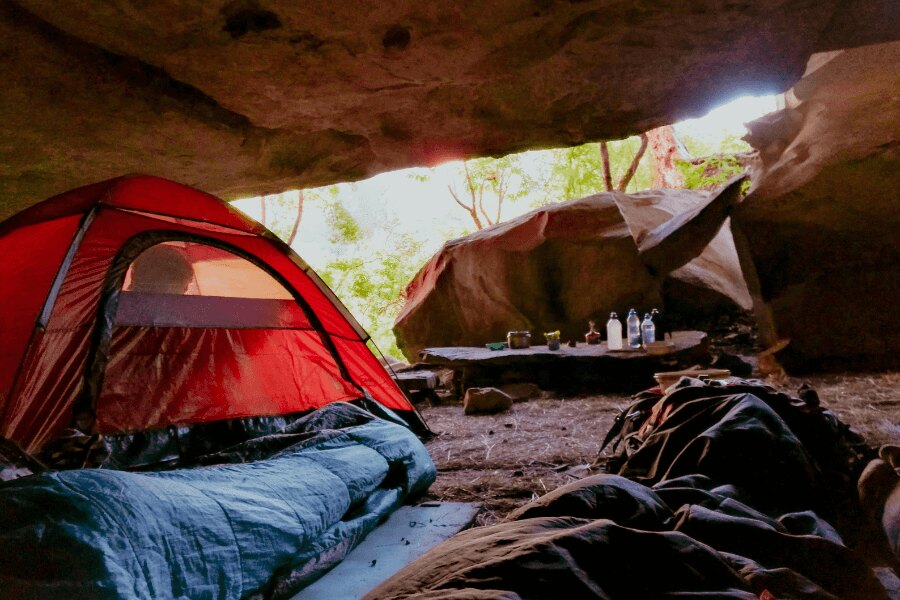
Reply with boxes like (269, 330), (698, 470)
(0, 403), (435, 599)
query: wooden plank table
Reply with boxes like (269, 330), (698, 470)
(418, 330), (709, 394)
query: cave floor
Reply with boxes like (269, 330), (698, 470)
(419, 370), (900, 527)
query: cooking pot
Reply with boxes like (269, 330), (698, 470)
(507, 331), (531, 349)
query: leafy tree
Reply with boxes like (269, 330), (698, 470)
(680, 132), (750, 156)
(676, 133), (751, 191)
(325, 200), (365, 244)
(309, 189), (428, 358)
(541, 137), (656, 203)
(600, 133), (649, 191)
(446, 154), (529, 230)
(676, 155), (749, 191)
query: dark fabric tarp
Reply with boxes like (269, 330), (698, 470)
(366, 381), (888, 600)
(0, 403), (436, 599)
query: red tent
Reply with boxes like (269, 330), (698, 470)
(0, 175), (424, 453)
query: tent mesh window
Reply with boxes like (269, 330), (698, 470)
(97, 239), (359, 435)
(116, 242), (308, 329)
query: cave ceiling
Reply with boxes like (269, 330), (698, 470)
(0, 0), (896, 218)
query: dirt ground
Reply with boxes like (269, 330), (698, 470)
(418, 371), (900, 526)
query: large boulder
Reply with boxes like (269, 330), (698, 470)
(733, 41), (900, 372)
(1, 1), (897, 218)
(394, 185), (750, 360)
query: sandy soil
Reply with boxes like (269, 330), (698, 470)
(418, 371), (900, 526)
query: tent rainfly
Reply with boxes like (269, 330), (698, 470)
(0, 175), (425, 454)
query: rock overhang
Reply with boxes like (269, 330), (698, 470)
(1, 0), (897, 218)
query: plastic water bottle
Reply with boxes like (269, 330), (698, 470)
(626, 309), (641, 349)
(642, 313), (656, 346)
(606, 312), (623, 350)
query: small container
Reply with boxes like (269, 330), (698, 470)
(544, 330), (561, 351)
(585, 320), (601, 345)
(606, 313), (623, 350)
(627, 309), (642, 349)
(507, 331), (531, 349)
(641, 313), (655, 347)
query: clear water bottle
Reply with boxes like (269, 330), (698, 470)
(606, 312), (623, 350)
(626, 309), (641, 349)
(642, 313), (656, 346)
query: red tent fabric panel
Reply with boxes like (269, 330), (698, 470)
(97, 327), (360, 434)
(0, 182), (108, 236)
(332, 338), (410, 412)
(0, 216), (80, 407)
(0, 175), (261, 237)
(1, 329), (92, 453)
(102, 177), (261, 234)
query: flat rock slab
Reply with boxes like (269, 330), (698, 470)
(294, 501), (480, 600)
(419, 331), (709, 393)
(392, 370), (439, 393)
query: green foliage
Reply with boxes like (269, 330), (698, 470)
(676, 133), (750, 192)
(325, 200), (365, 244)
(542, 137), (655, 204)
(676, 154), (747, 191)
(546, 143), (603, 200)
(680, 133), (750, 157)
(319, 223), (426, 359)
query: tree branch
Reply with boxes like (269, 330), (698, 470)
(448, 185), (470, 211)
(495, 171), (509, 224)
(463, 161), (477, 202)
(478, 179), (493, 226)
(449, 178), (483, 230)
(617, 133), (649, 191)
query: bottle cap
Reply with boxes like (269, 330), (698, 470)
(609, 312), (617, 318)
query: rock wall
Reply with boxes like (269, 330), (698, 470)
(394, 187), (750, 360)
(733, 41), (900, 372)
(1, 0), (897, 218)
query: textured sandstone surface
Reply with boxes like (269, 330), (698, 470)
(1, 0), (896, 218)
(394, 186), (749, 360)
(734, 41), (900, 371)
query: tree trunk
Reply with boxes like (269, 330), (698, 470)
(599, 142), (614, 191)
(259, 196), (267, 226)
(646, 126), (689, 189)
(617, 133), (649, 192)
(286, 190), (305, 246)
